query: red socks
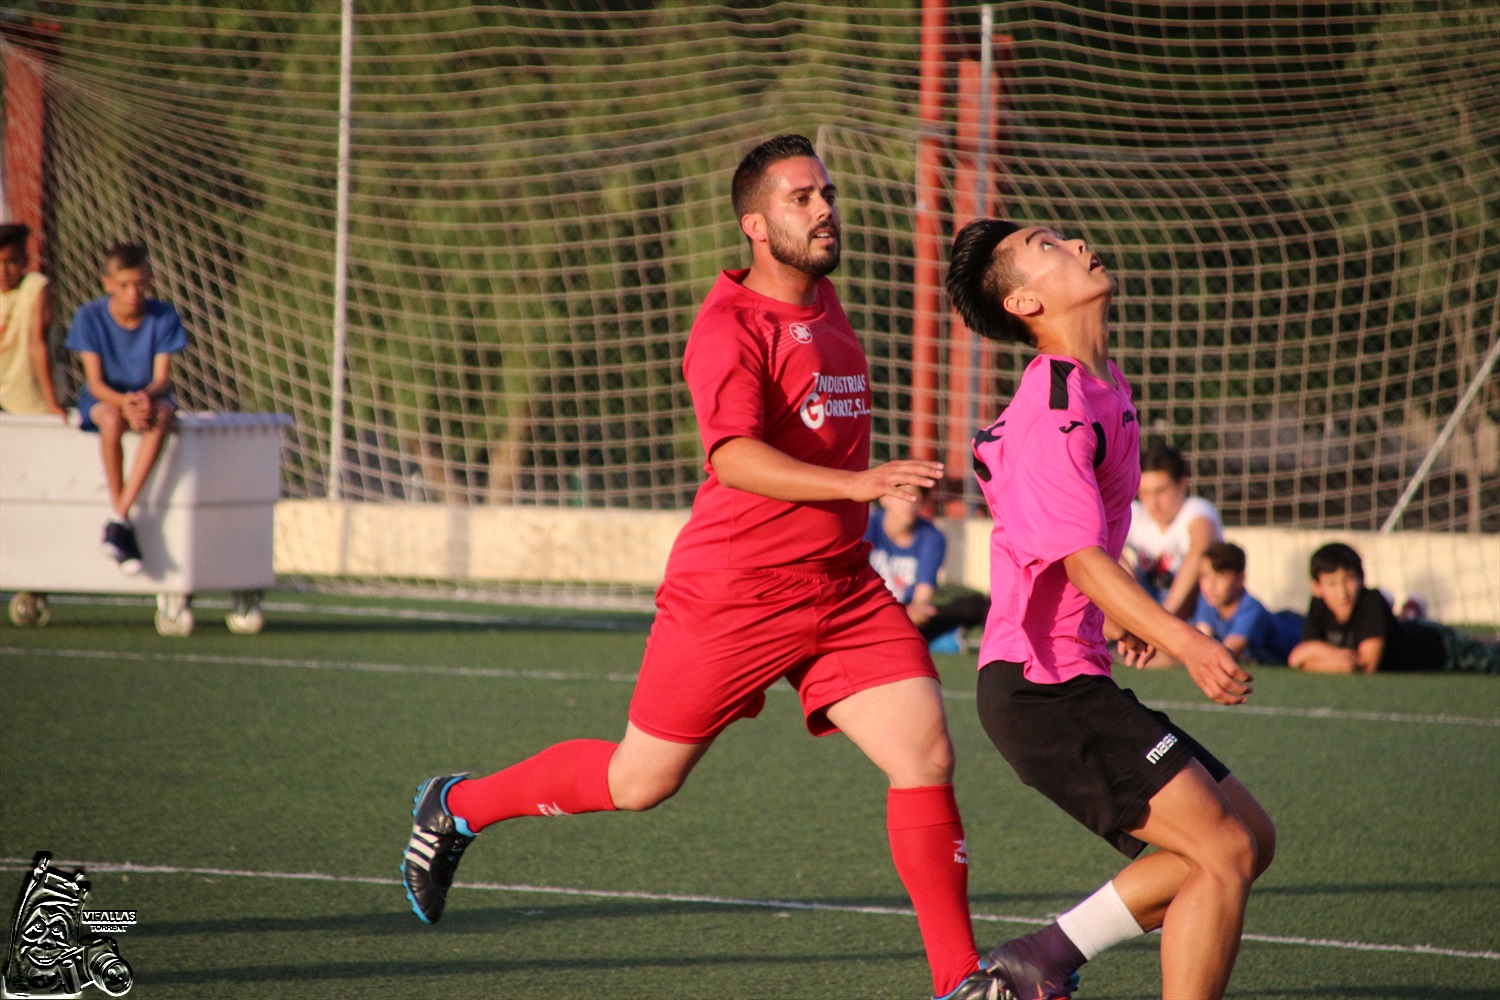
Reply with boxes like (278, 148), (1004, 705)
(446, 739), (618, 832)
(448, 755), (976, 994)
(887, 784), (981, 997)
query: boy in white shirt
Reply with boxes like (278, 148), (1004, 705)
(1125, 441), (1222, 619)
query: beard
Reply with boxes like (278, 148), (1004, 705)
(766, 217), (840, 278)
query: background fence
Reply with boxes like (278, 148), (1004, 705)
(2, 1), (1496, 609)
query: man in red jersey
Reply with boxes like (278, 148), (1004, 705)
(402, 135), (997, 1000)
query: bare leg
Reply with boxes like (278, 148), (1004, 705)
(824, 675), (954, 786)
(1118, 763), (1260, 1000)
(605, 721), (714, 811)
(1112, 774), (1274, 931)
(116, 403), (175, 519)
(90, 403), (128, 517)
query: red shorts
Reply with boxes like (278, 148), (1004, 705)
(629, 560), (937, 742)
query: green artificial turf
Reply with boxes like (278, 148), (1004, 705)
(3, 592), (1497, 998)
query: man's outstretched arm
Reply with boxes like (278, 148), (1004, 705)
(710, 436), (943, 505)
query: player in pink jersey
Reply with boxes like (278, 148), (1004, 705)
(403, 135), (998, 1000)
(945, 219), (1275, 1000)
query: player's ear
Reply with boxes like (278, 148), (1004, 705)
(741, 212), (767, 243)
(1003, 288), (1041, 318)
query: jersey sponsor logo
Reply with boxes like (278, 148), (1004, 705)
(1145, 732), (1178, 764)
(800, 391), (826, 429)
(789, 322), (813, 343)
(799, 371), (870, 430)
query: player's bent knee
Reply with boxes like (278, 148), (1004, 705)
(882, 736), (955, 787)
(609, 780), (680, 812)
(1212, 820), (1258, 885)
(1251, 817), (1277, 878)
(93, 406), (124, 434)
(607, 766), (691, 812)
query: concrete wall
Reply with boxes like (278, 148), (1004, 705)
(274, 500), (1500, 624)
(945, 519), (1500, 624)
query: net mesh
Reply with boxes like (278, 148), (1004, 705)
(3, 1), (1497, 612)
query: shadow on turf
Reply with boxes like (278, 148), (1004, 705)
(127, 901), (929, 988)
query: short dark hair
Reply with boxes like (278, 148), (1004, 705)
(104, 241), (149, 273)
(1204, 542), (1246, 575)
(945, 218), (1032, 345)
(731, 133), (818, 220)
(0, 222), (30, 255)
(1309, 542), (1363, 580)
(1141, 440), (1190, 481)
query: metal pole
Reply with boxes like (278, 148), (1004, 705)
(1379, 329), (1500, 534)
(964, 6), (995, 513)
(326, 0), (354, 499)
(911, 0), (947, 463)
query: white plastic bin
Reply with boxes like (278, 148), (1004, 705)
(0, 411), (291, 636)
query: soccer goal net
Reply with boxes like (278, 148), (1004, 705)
(3, 2), (1497, 619)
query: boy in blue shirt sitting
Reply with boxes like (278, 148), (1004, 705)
(864, 487), (987, 652)
(65, 242), (188, 574)
(1191, 542), (1302, 665)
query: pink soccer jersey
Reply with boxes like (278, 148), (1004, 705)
(666, 269), (874, 572)
(972, 354), (1141, 683)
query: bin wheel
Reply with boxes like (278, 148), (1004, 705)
(227, 590), (265, 635)
(155, 593), (195, 637)
(9, 592), (51, 628)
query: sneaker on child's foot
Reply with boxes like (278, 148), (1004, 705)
(984, 940), (1080, 1000)
(935, 968), (1003, 1000)
(101, 520), (143, 575)
(1398, 594), (1427, 621)
(402, 774), (475, 924)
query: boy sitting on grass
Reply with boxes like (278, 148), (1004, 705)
(1288, 542), (1499, 674)
(1192, 542), (1303, 665)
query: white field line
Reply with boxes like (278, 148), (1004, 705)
(0, 857), (1494, 962)
(4, 644), (1498, 728)
(41, 593), (648, 631)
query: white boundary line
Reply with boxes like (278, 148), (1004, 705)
(5, 645), (1498, 728)
(36, 593), (649, 631)
(0, 858), (1494, 962)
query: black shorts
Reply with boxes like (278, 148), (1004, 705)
(976, 661), (1229, 858)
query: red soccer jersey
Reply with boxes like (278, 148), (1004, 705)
(667, 269), (873, 572)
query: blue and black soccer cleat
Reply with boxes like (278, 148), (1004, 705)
(401, 773), (475, 924)
(935, 967), (1004, 1000)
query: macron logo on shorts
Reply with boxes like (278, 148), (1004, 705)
(1145, 733), (1178, 765)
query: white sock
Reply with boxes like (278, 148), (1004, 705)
(1054, 881), (1144, 961)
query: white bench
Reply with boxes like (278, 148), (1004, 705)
(0, 411), (289, 636)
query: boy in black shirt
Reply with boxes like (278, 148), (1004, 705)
(1288, 542), (1499, 674)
